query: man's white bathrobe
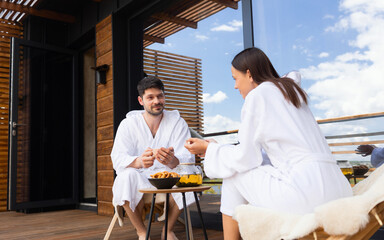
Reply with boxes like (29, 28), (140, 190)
(204, 82), (353, 216)
(111, 110), (195, 211)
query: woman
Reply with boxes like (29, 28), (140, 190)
(184, 47), (352, 239)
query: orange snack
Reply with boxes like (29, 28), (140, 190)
(150, 171), (180, 179)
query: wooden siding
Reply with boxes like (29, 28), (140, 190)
(143, 48), (204, 134)
(95, 15), (114, 216)
(0, 21), (23, 212)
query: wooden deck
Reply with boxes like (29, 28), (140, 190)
(0, 195), (223, 240)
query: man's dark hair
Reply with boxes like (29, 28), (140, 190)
(137, 76), (164, 97)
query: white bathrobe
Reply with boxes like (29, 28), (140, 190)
(111, 110), (195, 211)
(204, 82), (352, 216)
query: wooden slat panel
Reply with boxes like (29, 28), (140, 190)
(97, 110), (113, 128)
(144, 51), (202, 67)
(96, 15), (114, 216)
(318, 112), (384, 124)
(97, 186), (113, 202)
(96, 51), (112, 67)
(95, 36), (112, 58)
(96, 79), (113, 99)
(98, 200), (114, 216)
(329, 140), (384, 147)
(97, 124), (114, 142)
(95, 22), (112, 46)
(97, 155), (113, 171)
(97, 170), (114, 187)
(96, 95), (113, 113)
(95, 15), (112, 32)
(144, 64), (201, 79)
(97, 139), (113, 159)
(144, 61), (202, 76)
(144, 48), (203, 132)
(144, 48), (201, 62)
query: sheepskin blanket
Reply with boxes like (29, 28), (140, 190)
(234, 164), (384, 240)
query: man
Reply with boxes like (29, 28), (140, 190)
(356, 145), (384, 168)
(111, 76), (194, 240)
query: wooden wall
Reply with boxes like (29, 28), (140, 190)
(143, 48), (204, 133)
(95, 15), (114, 216)
(0, 20), (23, 212)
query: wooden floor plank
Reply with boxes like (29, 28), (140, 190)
(0, 208), (224, 240)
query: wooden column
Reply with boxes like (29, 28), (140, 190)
(95, 15), (114, 216)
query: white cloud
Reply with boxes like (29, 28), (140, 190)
(318, 52), (330, 58)
(195, 34), (209, 41)
(229, 19), (242, 27)
(292, 44), (312, 57)
(203, 91), (228, 103)
(301, 0), (384, 118)
(323, 14), (335, 19)
(211, 19), (242, 32)
(204, 115), (241, 143)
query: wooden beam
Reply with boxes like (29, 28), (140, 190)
(0, 1), (76, 24)
(143, 34), (164, 44)
(0, 26), (23, 36)
(318, 112), (384, 124)
(208, 0), (238, 10)
(152, 13), (197, 29)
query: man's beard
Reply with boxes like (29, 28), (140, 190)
(145, 104), (164, 116)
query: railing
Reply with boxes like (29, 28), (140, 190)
(201, 111), (384, 163)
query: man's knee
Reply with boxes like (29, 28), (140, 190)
(117, 168), (141, 182)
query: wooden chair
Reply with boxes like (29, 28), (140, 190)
(234, 164), (384, 240)
(104, 193), (166, 240)
(104, 193), (194, 240)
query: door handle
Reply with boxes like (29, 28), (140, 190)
(12, 122), (27, 128)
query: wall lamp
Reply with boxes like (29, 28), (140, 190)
(92, 64), (110, 85)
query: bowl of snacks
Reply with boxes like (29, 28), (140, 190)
(148, 171), (180, 189)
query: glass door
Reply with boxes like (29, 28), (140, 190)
(8, 38), (79, 211)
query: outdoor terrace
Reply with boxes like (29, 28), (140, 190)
(0, 195), (223, 240)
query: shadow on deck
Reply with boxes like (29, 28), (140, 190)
(0, 195), (223, 240)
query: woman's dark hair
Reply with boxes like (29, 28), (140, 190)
(137, 76), (164, 97)
(231, 47), (308, 108)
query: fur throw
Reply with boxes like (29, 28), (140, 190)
(234, 164), (384, 240)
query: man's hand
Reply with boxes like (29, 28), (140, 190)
(138, 147), (155, 168)
(155, 147), (178, 168)
(356, 145), (376, 157)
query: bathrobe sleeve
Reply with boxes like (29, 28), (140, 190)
(110, 119), (139, 175)
(371, 147), (384, 168)
(204, 89), (267, 178)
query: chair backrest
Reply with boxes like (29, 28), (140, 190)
(353, 164), (384, 195)
(234, 164), (384, 240)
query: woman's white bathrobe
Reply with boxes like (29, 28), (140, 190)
(111, 110), (195, 211)
(204, 82), (352, 216)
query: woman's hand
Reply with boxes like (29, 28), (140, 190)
(184, 138), (210, 156)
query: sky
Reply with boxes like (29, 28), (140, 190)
(150, 0), (384, 161)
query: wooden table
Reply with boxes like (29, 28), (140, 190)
(139, 185), (211, 240)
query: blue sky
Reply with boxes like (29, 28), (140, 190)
(150, 0), (384, 159)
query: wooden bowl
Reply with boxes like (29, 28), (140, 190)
(148, 177), (180, 189)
